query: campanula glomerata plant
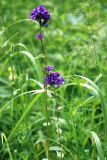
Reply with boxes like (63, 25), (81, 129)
(30, 5), (64, 160)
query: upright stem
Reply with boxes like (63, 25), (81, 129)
(39, 26), (50, 159)
(54, 87), (62, 159)
(40, 26), (46, 67)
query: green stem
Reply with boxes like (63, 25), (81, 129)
(39, 26), (50, 159)
(54, 87), (63, 159)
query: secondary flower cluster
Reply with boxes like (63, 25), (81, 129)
(30, 5), (50, 27)
(45, 66), (64, 87)
(45, 65), (54, 72)
(36, 33), (44, 40)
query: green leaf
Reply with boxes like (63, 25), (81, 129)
(91, 131), (105, 160)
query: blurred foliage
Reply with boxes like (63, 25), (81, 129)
(0, 0), (107, 159)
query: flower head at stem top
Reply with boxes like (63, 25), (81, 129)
(30, 5), (51, 27)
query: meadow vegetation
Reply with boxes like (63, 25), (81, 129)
(0, 0), (107, 159)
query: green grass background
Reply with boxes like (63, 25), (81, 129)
(0, 0), (107, 159)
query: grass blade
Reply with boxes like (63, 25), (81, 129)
(1, 133), (13, 160)
(8, 93), (43, 140)
(91, 131), (105, 160)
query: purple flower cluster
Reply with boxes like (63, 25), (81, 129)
(30, 5), (50, 27)
(36, 33), (44, 40)
(45, 66), (64, 87)
(45, 65), (54, 72)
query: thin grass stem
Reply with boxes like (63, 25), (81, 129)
(39, 26), (50, 160)
(53, 87), (63, 160)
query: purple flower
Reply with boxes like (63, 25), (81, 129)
(45, 72), (64, 87)
(36, 33), (44, 40)
(45, 65), (54, 72)
(30, 5), (50, 27)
